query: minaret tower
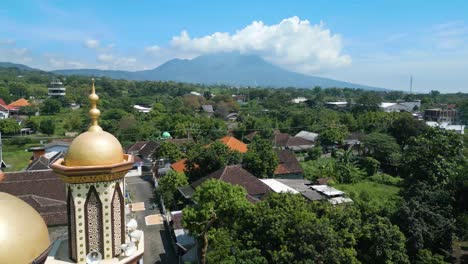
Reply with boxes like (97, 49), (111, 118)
(51, 79), (134, 263)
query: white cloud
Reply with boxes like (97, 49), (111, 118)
(431, 21), (468, 50)
(45, 55), (85, 69)
(0, 39), (15, 45)
(97, 53), (114, 62)
(84, 39), (100, 49)
(144, 45), (161, 55)
(96, 53), (136, 69)
(170, 16), (351, 74)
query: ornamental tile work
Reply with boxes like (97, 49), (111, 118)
(68, 179), (125, 261)
(85, 187), (103, 255)
(112, 183), (124, 256)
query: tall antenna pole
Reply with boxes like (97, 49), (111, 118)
(410, 75), (413, 94)
(0, 132), (3, 168)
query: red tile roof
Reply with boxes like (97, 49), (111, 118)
(8, 98), (29, 108)
(219, 136), (248, 153)
(171, 159), (188, 173)
(0, 98), (8, 108)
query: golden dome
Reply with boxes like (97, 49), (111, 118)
(0, 192), (50, 264)
(65, 130), (124, 166)
(64, 79), (124, 167)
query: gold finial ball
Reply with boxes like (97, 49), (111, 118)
(89, 108), (101, 118)
(89, 93), (99, 101)
(0, 192), (50, 264)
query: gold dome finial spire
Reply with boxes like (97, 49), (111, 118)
(88, 78), (103, 132)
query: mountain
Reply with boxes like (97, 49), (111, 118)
(0, 62), (39, 71)
(13, 53), (386, 90)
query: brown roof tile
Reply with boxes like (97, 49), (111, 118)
(191, 165), (271, 198)
(274, 150), (304, 176)
(0, 170), (67, 226)
(125, 141), (159, 159)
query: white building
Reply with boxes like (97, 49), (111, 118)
(48, 79), (66, 97)
(379, 101), (421, 112)
(426, 121), (465, 135)
(133, 105), (151, 113)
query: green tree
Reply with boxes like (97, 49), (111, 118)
(40, 98), (62, 115)
(243, 136), (278, 178)
(183, 180), (252, 264)
(157, 170), (188, 210)
(361, 132), (401, 170)
(0, 118), (20, 135)
(306, 146), (323, 161)
(250, 193), (359, 263)
(154, 141), (182, 163)
(186, 142), (242, 181)
(357, 215), (409, 264)
(402, 128), (463, 187)
(354, 91), (382, 112)
(415, 249), (448, 264)
(360, 156), (380, 176)
(39, 119), (55, 135)
(389, 113), (427, 147)
(318, 123), (349, 146)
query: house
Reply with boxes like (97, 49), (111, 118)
(244, 131), (258, 142)
(43, 139), (72, 153)
(170, 210), (198, 263)
(260, 178), (323, 201)
(7, 98), (30, 112)
(310, 185), (353, 205)
(273, 132), (314, 151)
(426, 121), (465, 135)
(201, 104), (214, 113)
(179, 165), (271, 201)
(261, 179), (351, 204)
(133, 104), (152, 113)
(0, 170), (67, 226)
(274, 150), (304, 179)
(125, 140), (159, 168)
(126, 155), (143, 177)
(295, 131), (319, 142)
(171, 159), (188, 174)
(225, 112), (239, 122)
(424, 108), (458, 123)
(232, 94), (246, 104)
(0, 98), (9, 119)
(379, 101), (421, 113)
(219, 136), (248, 153)
(324, 101), (348, 109)
(26, 151), (65, 171)
(291, 97), (308, 104)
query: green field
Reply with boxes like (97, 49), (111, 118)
(2, 143), (34, 171)
(333, 180), (401, 208)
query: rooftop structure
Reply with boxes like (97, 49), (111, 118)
(219, 136), (248, 153)
(48, 79), (66, 97)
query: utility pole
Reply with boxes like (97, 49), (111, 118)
(0, 132), (3, 168)
(410, 75), (413, 94)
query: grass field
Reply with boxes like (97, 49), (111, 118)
(333, 180), (401, 208)
(2, 143), (34, 171)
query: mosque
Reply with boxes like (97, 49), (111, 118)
(0, 80), (144, 264)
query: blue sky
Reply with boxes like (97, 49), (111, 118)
(1, 0), (467, 92)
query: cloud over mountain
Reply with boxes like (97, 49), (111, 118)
(171, 16), (351, 74)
